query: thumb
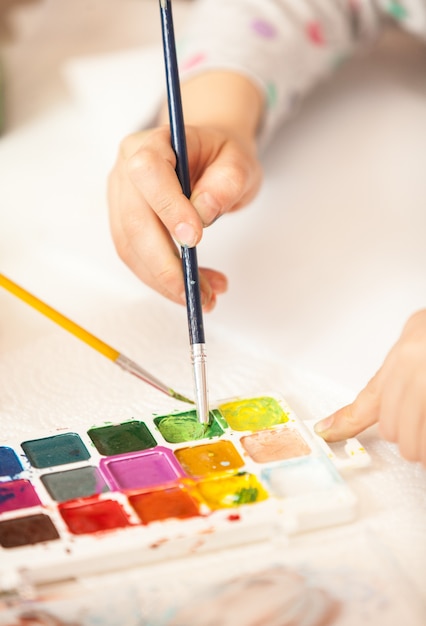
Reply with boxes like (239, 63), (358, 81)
(314, 376), (381, 442)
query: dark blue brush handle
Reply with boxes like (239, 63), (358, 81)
(159, 0), (205, 345)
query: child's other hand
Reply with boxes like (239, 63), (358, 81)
(314, 310), (426, 467)
(107, 124), (261, 310)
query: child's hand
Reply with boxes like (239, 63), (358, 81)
(107, 124), (262, 310)
(314, 310), (426, 467)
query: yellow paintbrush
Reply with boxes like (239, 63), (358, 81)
(0, 273), (193, 404)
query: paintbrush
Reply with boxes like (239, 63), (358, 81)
(158, 0), (210, 425)
(0, 273), (193, 404)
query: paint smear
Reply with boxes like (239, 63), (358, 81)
(3, 611), (79, 626)
(174, 440), (244, 478)
(88, 421), (157, 456)
(0, 479), (41, 514)
(241, 427), (311, 463)
(218, 397), (289, 431)
(41, 466), (110, 502)
(100, 447), (186, 491)
(128, 485), (200, 524)
(59, 498), (130, 535)
(168, 566), (340, 626)
(154, 410), (223, 443)
(195, 472), (268, 510)
(21, 433), (90, 468)
(0, 514), (60, 548)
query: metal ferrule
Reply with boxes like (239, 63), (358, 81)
(115, 354), (175, 397)
(115, 354), (193, 404)
(191, 343), (209, 424)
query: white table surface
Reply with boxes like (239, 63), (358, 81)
(0, 2), (425, 624)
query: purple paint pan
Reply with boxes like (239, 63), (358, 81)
(0, 479), (41, 514)
(99, 446), (186, 491)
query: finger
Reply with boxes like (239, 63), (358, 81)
(199, 268), (228, 295)
(420, 411), (426, 468)
(108, 169), (224, 309)
(393, 368), (426, 464)
(108, 173), (186, 304)
(377, 334), (426, 448)
(196, 268), (228, 312)
(189, 134), (262, 226)
(373, 339), (410, 443)
(126, 129), (204, 247)
(395, 392), (423, 463)
(377, 375), (404, 444)
(314, 372), (382, 442)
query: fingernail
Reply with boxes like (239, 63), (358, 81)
(175, 222), (197, 247)
(314, 416), (334, 434)
(192, 192), (221, 225)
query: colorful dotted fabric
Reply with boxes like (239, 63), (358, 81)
(177, 0), (425, 146)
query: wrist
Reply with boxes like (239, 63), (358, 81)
(159, 70), (263, 146)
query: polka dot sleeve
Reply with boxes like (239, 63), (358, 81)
(178, 0), (426, 148)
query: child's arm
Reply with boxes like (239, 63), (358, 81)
(108, 0), (426, 307)
(315, 310), (426, 467)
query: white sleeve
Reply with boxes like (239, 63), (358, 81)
(178, 0), (426, 146)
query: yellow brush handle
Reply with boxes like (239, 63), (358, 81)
(0, 273), (120, 361)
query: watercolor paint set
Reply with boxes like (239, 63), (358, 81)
(0, 393), (370, 592)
